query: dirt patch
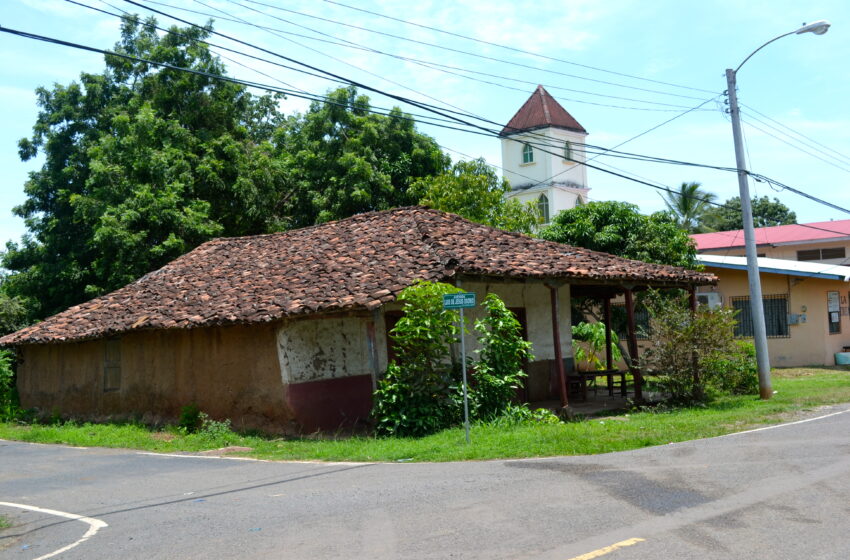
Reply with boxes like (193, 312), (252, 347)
(151, 432), (176, 442)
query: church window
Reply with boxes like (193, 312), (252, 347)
(522, 143), (534, 164)
(537, 193), (550, 224)
(564, 141), (572, 161)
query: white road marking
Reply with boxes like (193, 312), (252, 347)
(0, 501), (107, 560)
(714, 406), (850, 438)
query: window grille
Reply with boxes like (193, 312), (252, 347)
(611, 303), (650, 341)
(730, 294), (789, 338)
(821, 247), (846, 260)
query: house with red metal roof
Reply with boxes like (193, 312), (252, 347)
(501, 86), (590, 225)
(691, 220), (850, 367)
(1, 207), (713, 433)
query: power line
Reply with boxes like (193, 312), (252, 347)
(203, 0), (711, 113)
(224, 0), (714, 102)
(6, 18), (849, 222)
(741, 103), (850, 165)
(318, 0), (717, 96)
(740, 114), (850, 174)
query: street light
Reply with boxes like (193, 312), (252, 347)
(725, 20), (831, 400)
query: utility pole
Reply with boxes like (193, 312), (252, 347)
(722, 19), (831, 400)
(725, 68), (772, 399)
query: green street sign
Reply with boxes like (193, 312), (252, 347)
(443, 292), (476, 309)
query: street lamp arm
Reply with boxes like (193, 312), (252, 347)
(733, 31), (796, 74)
(734, 20), (832, 74)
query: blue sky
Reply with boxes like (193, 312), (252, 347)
(2, 0), (849, 248)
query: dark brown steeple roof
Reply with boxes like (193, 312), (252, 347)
(500, 85), (587, 136)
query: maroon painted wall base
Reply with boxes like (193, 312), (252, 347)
(286, 374), (373, 433)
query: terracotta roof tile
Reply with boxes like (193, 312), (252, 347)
(1, 207), (714, 345)
(500, 85), (587, 136)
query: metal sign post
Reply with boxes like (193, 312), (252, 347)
(442, 292), (476, 444)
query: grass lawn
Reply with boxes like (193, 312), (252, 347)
(1, 367), (848, 463)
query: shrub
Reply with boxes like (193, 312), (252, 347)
(197, 412), (235, 443)
(487, 404), (560, 427)
(178, 403), (201, 433)
(639, 291), (741, 404)
(571, 321), (622, 371)
(704, 341), (758, 395)
(372, 281), (464, 437)
(473, 293), (532, 419)
(0, 350), (19, 422)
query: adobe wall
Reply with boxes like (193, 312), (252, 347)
(16, 323), (291, 432)
(276, 315), (382, 432)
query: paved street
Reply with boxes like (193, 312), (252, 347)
(2, 405), (850, 559)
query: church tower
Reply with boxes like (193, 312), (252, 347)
(500, 85), (589, 225)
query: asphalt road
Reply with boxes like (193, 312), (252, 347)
(2, 405), (850, 559)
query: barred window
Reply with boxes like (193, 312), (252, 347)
(730, 294), (789, 338)
(612, 302), (650, 341)
(564, 141), (572, 161)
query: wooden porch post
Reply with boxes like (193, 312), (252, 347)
(624, 288), (642, 403)
(548, 284), (569, 409)
(688, 286), (702, 401)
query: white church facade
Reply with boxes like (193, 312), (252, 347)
(500, 86), (589, 224)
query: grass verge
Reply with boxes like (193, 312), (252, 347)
(1, 367), (848, 462)
(0, 515), (11, 529)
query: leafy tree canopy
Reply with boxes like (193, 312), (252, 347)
(274, 86), (448, 228)
(410, 158), (539, 234)
(699, 196), (797, 231)
(3, 16), (287, 318)
(2, 17), (449, 322)
(539, 201), (699, 268)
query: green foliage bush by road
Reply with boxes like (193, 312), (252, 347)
(639, 292), (757, 403)
(473, 294), (533, 420)
(372, 282), (534, 436)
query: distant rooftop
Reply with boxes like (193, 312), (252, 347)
(692, 219), (850, 251)
(698, 254), (850, 282)
(500, 85), (587, 137)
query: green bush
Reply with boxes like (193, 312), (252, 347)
(473, 293), (532, 419)
(178, 403), (201, 433)
(704, 341), (759, 395)
(372, 281), (464, 437)
(571, 321), (622, 371)
(486, 404), (560, 427)
(0, 350), (19, 422)
(639, 291), (741, 404)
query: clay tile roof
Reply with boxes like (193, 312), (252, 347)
(1, 207), (714, 345)
(500, 85), (587, 136)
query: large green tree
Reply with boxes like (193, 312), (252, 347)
(659, 181), (716, 233)
(3, 16), (287, 319)
(274, 86), (448, 228)
(539, 201), (698, 268)
(410, 158), (539, 234)
(699, 195), (797, 231)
